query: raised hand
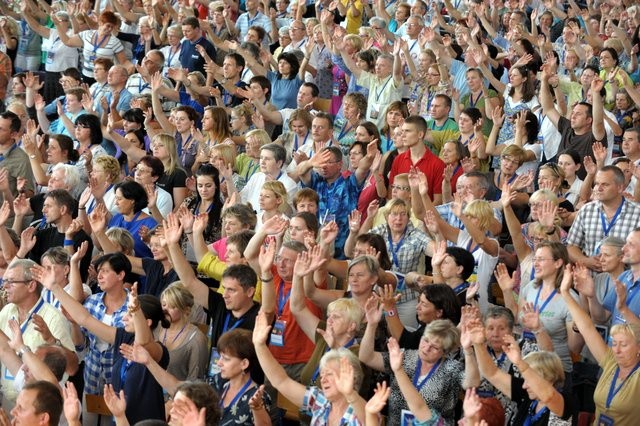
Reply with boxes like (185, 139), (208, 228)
(592, 141), (607, 167)
(32, 314), (54, 343)
(499, 182), (516, 209)
(538, 200), (557, 229)
(119, 341), (151, 365)
(462, 388), (483, 421)
(502, 334), (522, 365)
(63, 382), (81, 424)
(0, 201), (11, 227)
(162, 213), (184, 245)
(19, 227), (38, 256)
(614, 279), (628, 312)
(348, 210), (362, 234)
(560, 264), (574, 294)
(252, 310), (272, 346)
(30, 263), (57, 291)
(320, 220), (339, 245)
(423, 210), (440, 236)
(192, 213), (208, 235)
(491, 105), (505, 127)
(261, 215), (289, 236)
(387, 337), (404, 372)
(366, 199), (379, 220)
(88, 202), (108, 233)
(7, 319), (25, 351)
(494, 263), (515, 292)
(248, 385), (267, 411)
(365, 382), (390, 415)
(258, 238), (277, 274)
(430, 239), (447, 268)
(378, 284), (400, 311)
(103, 384), (126, 418)
(521, 302), (542, 332)
(364, 295), (382, 325)
(335, 356), (357, 397)
(572, 263), (595, 298)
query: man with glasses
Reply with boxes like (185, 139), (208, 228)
(0, 259), (74, 410)
(125, 50), (174, 105)
(283, 20), (308, 52)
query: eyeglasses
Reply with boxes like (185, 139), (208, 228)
(133, 166), (152, 175)
(275, 255), (295, 265)
(532, 257), (554, 263)
(75, 124), (90, 129)
(391, 184), (410, 191)
(3, 279), (31, 286)
(501, 155), (518, 165)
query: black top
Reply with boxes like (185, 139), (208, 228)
(555, 116), (605, 180)
(141, 257), (178, 297)
(179, 37), (216, 75)
(156, 168), (188, 204)
(206, 290), (260, 347)
(112, 328), (170, 424)
(29, 226), (93, 282)
(510, 375), (573, 425)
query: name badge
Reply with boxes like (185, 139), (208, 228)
(598, 413), (615, 426)
(401, 409), (416, 426)
(270, 319), (286, 347)
(207, 347), (221, 377)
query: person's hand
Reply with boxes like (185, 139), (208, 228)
(65, 217), (84, 239)
(30, 262), (58, 291)
(366, 199), (379, 220)
(0, 200), (11, 227)
(590, 76), (605, 94)
(171, 393), (206, 426)
(19, 227), (38, 256)
(583, 155), (597, 176)
(462, 388), (483, 421)
(127, 282), (140, 314)
(387, 336), (404, 372)
(335, 356), (357, 397)
(491, 105), (505, 127)
(560, 264), (574, 294)
(537, 200), (557, 229)
(451, 190), (465, 218)
(572, 263), (595, 298)
(365, 381), (390, 414)
(521, 302), (542, 332)
(103, 384), (126, 418)
(144, 183), (157, 209)
(7, 319), (25, 351)
(370, 150), (382, 173)
(364, 295), (382, 325)
(63, 382), (81, 423)
(71, 241), (89, 266)
(21, 133), (38, 157)
(494, 263), (515, 292)
(423, 210), (440, 236)
(119, 341), (152, 365)
(512, 170), (534, 192)
(614, 279), (628, 312)
(378, 284), (400, 311)
(258, 238), (277, 274)
(34, 93), (46, 112)
(499, 182), (516, 209)
(431, 239), (447, 268)
(502, 334), (522, 364)
(88, 202), (108, 233)
(248, 384), (267, 411)
(461, 157), (476, 174)
(468, 136), (482, 157)
(348, 210), (362, 234)
(162, 213), (183, 245)
(261, 215), (289, 236)
(293, 250), (312, 278)
(252, 310), (272, 346)
(32, 314), (54, 343)
(191, 212), (207, 236)
(150, 71), (163, 91)
(0, 168), (10, 193)
(592, 141), (607, 167)
(467, 318), (486, 345)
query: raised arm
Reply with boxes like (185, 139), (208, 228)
(358, 297), (385, 372)
(539, 66), (561, 128)
(31, 264), (116, 344)
(289, 249), (322, 341)
(590, 77), (607, 142)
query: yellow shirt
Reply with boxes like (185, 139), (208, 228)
(341, 0), (363, 34)
(197, 252), (262, 303)
(593, 349), (640, 426)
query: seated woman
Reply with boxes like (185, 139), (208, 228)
(470, 323), (573, 425)
(32, 265), (170, 425)
(122, 328), (272, 426)
(255, 180), (289, 232)
(253, 311), (366, 424)
(285, 211), (319, 245)
(360, 312), (466, 426)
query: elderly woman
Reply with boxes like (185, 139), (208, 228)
(360, 313), (466, 426)
(470, 322), (573, 425)
(560, 264), (640, 425)
(253, 310), (366, 424)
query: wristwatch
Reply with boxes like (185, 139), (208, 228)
(17, 346), (32, 359)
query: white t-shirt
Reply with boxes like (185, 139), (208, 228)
(43, 28), (79, 72)
(79, 30), (124, 78)
(457, 229), (499, 313)
(240, 171), (298, 216)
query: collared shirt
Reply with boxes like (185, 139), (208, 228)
(302, 386), (362, 426)
(389, 147), (445, 201)
(0, 298), (75, 403)
(80, 291), (128, 395)
(567, 199), (640, 257)
(235, 11), (272, 43)
(603, 270), (640, 330)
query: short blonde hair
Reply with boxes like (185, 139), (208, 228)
(347, 255), (379, 278)
(611, 323), (640, 346)
(524, 351), (565, 388)
(529, 189), (558, 205)
(105, 227), (135, 255)
(161, 282), (194, 315)
(463, 199), (493, 231)
(93, 155), (121, 183)
(210, 144), (236, 168)
(422, 319), (460, 354)
(319, 348), (363, 390)
(327, 298), (364, 330)
(384, 198), (411, 219)
(245, 129), (272, 148)
(261, 180), (288, 213)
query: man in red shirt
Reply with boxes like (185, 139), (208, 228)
(389, 116), (446, 205)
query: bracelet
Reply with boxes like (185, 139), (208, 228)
(78, 207), (86, 210)
(184, 231), (193, 235)
(261, 276), (273, 283)
(63, 239), (74, 246)
(386, 309), (396, 317)
(533, 327), (545, 335)
(128, 301), (141, 314)
(551, 84), (558, 89)
(545, 226), (556, 235)
(17, 346), (31, 359)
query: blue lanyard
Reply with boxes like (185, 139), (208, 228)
(244, 160), (260, 181)
(0, 144), (17, 164)
(92, 32), (109, 53)
(466, 239), (480, 254)
(276, 280), (290, 318)
(413, 358), (442, 391)
(195, 200), (215, 215)
(167, 46), (180, 66)
(533, 286), (557, 315)
(91, 82), (108, 99)
(600, 199), (625, 237)
(497, 171), (517, 187)
(294, 132), (309, 151)
(606, 362), (640, 409)
(223, 312), (245, 333)
(459, 133), (474, 147)
(19, 299), (45, 334)
(453, 281), (469, 295)
(387, 227), (407, 268)
(337, 122), (353, 141)
(120, 360), (133, 384)
(468, 92), (483, 108)
(375, 76), (393, 102)
(488, 346), (506, 368)
(138, 76), (150, 93)
(220, 378), (253, 414)
(311, 338), (356, 382)
(523, 400), (549, 426)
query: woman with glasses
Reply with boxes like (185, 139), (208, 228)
(159, 24), (183, 76)
(360, 314), (465, 426)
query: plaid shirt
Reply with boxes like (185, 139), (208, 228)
(371, 222), (432, 303)
(302, 387), (362, 426)
(567, 199), (640, 257)
(80, 291), (128, 395)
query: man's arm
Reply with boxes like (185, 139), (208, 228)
(539, 67), (561, 128)
(590, 77), (607, 142)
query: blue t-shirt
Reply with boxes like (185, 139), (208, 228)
(267, 71), (303, 109)
(109, 213), (157, 258)
(603, 269), (640, 332)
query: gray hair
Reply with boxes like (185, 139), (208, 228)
(601, 236), (625, 253)
(51, 163), (81, 193)
(10, 259), (42, 294)
(319, 348), (363, 390)
(347, 255), (379, 277)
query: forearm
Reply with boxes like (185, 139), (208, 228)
(462, 349), (481, 389)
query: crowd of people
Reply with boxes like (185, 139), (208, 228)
(0, 0), (639, 424)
